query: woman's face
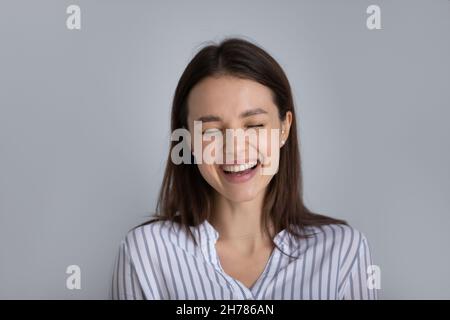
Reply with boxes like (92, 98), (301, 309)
(186, 75), (292, 203)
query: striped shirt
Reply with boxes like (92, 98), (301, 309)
(111, 219), (378, 300)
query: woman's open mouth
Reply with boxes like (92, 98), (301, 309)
(219, 160), (260, 183)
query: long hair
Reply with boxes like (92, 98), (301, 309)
(137, 37), (347, 257)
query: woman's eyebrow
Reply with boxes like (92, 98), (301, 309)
(196, 107), (268, 122)
(240, 107), (268, 118)
(196, 115), (222, 123)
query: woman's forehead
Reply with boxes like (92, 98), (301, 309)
(187, 76), (277, 119)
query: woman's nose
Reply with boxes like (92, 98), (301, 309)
(222, 134), (254, 165)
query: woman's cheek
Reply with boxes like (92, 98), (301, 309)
(202, 135), (224, 165)
(258, 128), (280, 175)
(197, 156), (222, 186)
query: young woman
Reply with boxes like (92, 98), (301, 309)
(111, 38), (378, 300)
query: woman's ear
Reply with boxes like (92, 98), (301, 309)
(280, 111), (293, 147)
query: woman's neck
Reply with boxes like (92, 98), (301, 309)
(209, 190), (274, 255)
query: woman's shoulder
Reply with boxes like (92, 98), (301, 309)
(297, 223), (372, 264)
(121, 219), (183, 252)
(294, 222), (367, 242)
(311, 223), (369, 244)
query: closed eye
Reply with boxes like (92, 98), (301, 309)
(202, 128), (222, 135)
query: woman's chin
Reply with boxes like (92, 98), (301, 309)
(220, 189), (260, 203)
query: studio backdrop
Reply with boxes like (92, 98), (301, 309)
(0, 0), (449, 299)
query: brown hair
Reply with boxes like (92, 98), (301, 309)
(137, 37), (347, 257)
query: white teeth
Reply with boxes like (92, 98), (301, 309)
(222, 161), (258, 173)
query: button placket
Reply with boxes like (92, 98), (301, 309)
(200, 219), (280, 300)
(207, 240), (252, 299)
(213, 247), (255, 298)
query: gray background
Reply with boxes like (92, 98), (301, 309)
(0, 0), (449, 299)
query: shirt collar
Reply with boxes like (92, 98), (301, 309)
(190, 219), (296, 266)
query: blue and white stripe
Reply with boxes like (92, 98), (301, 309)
(111, 219), (378, 300)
